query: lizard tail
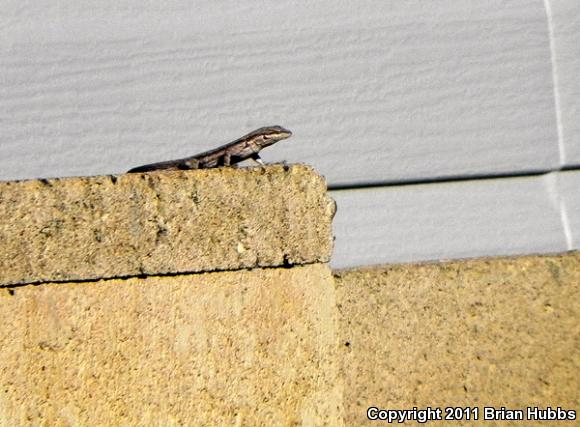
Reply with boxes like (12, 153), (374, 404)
(127, 160), (183, 173)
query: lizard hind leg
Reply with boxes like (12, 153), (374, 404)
(181, 159), (200, 169)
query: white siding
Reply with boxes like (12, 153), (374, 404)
(557, 170), (580, 249)
(0, 1), (578, 267)
(331, 174), (569, 268)
(546, 0), (580, 166)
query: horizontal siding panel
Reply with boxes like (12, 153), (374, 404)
(557, 170), (580, 249)
(0, 0), (559, 185)
(548, 0), (580, 167)
(330, 175), (568, 268)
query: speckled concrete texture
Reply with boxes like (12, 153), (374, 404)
(0, 164), (335, 286)
(335, 252), (579, 426)
(0, 264), (343, 426)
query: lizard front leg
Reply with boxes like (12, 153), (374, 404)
(250, 153), (265, 166)
(223, 152), (232, 166)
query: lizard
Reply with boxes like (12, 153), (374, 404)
(128, 125), (292, 173)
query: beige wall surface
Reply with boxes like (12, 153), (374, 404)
(1, 159), (578, 426)
(335, 252), (579, 426)
(0, 265), (342, 427)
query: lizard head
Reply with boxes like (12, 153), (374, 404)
(249, 125), (292, 147)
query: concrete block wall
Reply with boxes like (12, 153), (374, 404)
(336, 253), (580, 426)
(0, 165), (335, 286)
(0, 166), (342, 426)
(1, 165), (578, 426)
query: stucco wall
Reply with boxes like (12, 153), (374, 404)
(0, 165), (578, 425)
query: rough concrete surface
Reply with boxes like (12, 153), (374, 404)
(0, 264), (343, 426)
(0, 164), (335, 286)
(335, 252), (579, 426)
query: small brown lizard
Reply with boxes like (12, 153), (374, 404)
(128, 125), (292, 173)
